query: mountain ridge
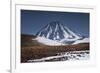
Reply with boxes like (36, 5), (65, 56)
(35, 21), (89, 45)
(36, 21), (80, 41)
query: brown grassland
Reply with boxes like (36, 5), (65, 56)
(21, 34), (89, 63)
(21, 43), (89, 63)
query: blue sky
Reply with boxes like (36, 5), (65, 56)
(21, 10), (89, 37)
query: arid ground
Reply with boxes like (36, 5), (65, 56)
(21, 34), (89, 63)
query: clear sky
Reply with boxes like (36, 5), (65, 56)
(21, 10), (89, 37)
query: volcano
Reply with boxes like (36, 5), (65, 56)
(34, 21), (89, 45)
(37, 21), (80, 39)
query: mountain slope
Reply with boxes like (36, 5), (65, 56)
(36, 21), (80, 42)
(33, 36), (64, 46)
(73, 38), (89, 44)
(35, 21), (89, 45)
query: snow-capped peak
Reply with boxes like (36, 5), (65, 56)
(34, 21), (89, 45)
(36, 21), (80, 42)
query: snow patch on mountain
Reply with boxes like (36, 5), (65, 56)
(33, 36), (65, 46)
(73, 38), (89, 44)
